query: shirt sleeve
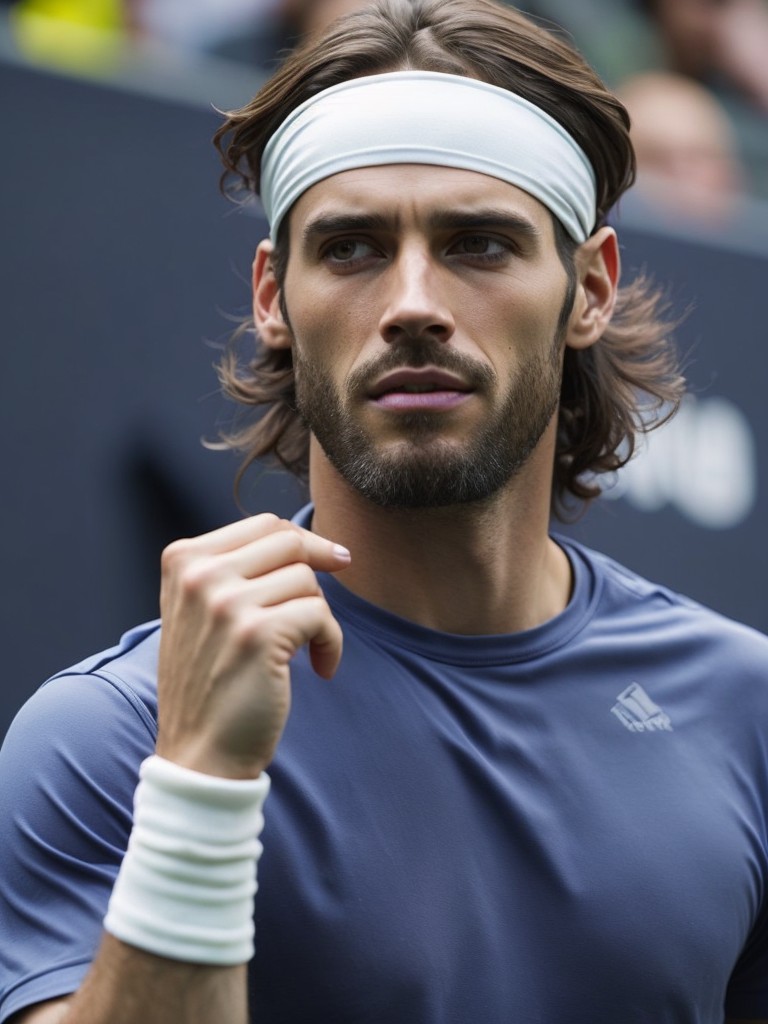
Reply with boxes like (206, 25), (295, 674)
(0, 671), (155, 1022)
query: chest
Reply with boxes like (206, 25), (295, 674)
(249, 647), (767, 1023)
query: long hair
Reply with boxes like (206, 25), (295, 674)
(213, 0), (684, 517)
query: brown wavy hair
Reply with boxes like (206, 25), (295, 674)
(212, 0), (685, 517)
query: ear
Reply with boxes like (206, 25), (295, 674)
(565, 226), (620, 351)
(252, 239), (292, 350)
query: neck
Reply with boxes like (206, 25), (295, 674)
(308, 432), (572, 636)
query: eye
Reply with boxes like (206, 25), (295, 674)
(450, 234), (512, 260)
(323, 239), (379, 265)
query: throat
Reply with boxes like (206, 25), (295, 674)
(313, 495), (572, 635)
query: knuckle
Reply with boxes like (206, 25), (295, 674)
(281, 530), (306, 563)
(293, 562), (319, 590)
(206, 585), (239, 622)
(178, 558), (218, 599)
(230, 613), (268, 653)
(161, 537), (194, 573)
(304, 594), (330, 620)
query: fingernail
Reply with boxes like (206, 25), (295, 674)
(332, 544), (351, 560)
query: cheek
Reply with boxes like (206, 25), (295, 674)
(288, 302), (366, 383)
(460, 277), (565, 365)
(287, 285), (380, 375)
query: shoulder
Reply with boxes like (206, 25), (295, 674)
(1, 621), (161, 818)
(0, 619), (162, 858)
(561, 536), (768, 667)
(33, 620), (161, 734)
(0, 625), (162, 1024)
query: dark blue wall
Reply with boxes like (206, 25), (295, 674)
(0, 61), (304, 738)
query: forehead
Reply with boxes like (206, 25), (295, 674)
(287, 164), (557, 241)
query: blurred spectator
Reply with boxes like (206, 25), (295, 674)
(126, 0), (282, 59)
(618, 70), (745, 223)
(520, 0), (662, 85)
(9, 0), (128, 72)
(527, 0), (768, 201)
(637, 0), (768, 198)
(640, 0), (768, 113)
(127, 0), (373, 67)
(5, 0), (376, 79)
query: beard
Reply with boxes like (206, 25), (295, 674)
(293, 336), (563, 511)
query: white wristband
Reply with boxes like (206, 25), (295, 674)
(104, 755), (270, 965)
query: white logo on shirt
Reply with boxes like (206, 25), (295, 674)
(611, 683), (673, 732)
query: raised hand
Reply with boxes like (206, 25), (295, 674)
(155, 514), (351, 780)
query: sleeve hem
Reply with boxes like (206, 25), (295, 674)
(0, 961), (90, 1024)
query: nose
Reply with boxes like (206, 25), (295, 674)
(377, 246), (456, 344)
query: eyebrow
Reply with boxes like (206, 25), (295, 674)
(428, 209), (541, 243)
(301, 208), (542, 246)
(302, 213), (392, 245)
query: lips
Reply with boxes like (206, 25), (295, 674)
(368, 367), (474, 412)
(368, 368), (472, 399)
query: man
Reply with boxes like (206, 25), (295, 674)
(617, 70), (745, 225)
(2, 1), (768, 1022)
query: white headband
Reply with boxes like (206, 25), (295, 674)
(260, 71), (597, 244)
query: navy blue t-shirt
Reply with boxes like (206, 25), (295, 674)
(2, 525), (768, 1023)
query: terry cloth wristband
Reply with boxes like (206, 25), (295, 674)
(104, 754), (270, 965)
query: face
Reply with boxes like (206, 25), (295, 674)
(624, 75), (741, 221)
(275, 165), (576, 509)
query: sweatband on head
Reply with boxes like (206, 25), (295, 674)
(104, 755), (270, 966)
(260, 70), (597, 244)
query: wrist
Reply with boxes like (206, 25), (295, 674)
(154, 742), (273, 781)
(104, 755), (270, 965)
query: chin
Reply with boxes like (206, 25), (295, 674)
(327, 439), (530, 510)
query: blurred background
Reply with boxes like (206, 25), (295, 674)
(1, 0), (767, 740)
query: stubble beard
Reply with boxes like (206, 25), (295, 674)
(293, 335), (564, 511)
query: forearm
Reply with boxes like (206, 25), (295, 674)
(60, 935), (248, 1024)
(55, 758), (266, 1024)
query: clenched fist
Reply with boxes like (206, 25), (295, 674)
(155, 514), (351, 780)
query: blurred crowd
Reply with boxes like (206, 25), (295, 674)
(545, 0), (768, 230)
(3, 0), (768, 230)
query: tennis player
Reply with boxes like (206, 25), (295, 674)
(3, 1), (768, 1022)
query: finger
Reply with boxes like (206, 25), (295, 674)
(308, 630), (344, 680)
(259, 597), (344, 680)
(217, 527), (351, 580)
(163, 515), (350, 573)
(166, 512), (288, 558)
(234, 562), (323, 608)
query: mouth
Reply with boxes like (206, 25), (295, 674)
(368, 368), (474, 411)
